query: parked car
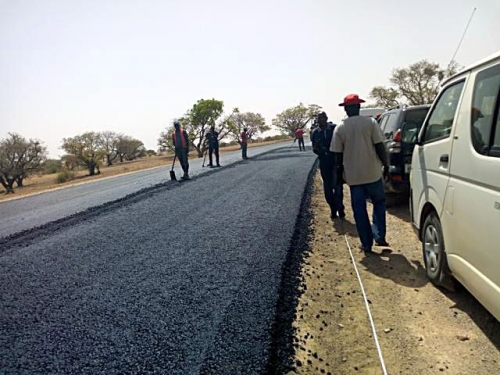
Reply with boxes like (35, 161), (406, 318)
(410, 51), (500, 321)
(378, 104), (431, 197)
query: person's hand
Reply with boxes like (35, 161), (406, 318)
(383, 165), (389, 182)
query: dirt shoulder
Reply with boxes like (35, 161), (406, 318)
(289, 172), (499, 375)
(0, 139), (288, 202)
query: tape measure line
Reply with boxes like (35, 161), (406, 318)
(344, 234), (389, 375)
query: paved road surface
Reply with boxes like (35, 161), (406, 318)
(0, 141), (299, 238)
(0, 147), (316, 374)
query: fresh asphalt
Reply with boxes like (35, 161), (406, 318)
(0, 145), (316, 374)
(0, 141), (296, 238)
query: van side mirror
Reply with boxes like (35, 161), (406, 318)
(400, 122), (420, 145)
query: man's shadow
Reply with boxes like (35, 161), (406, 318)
(360, 249), (428, 288)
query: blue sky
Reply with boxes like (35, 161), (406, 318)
(1, 0), (499, 157)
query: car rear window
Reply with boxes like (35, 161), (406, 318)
(403, 108), (429, 127)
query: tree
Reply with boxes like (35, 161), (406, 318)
(98, 131), (119, 166)
(369, 60), (461, 106)
(0, 133), (47, 193)
(116, 135), (145, 161)
(157, 127), (176, 154)
(272, 103), (322, 136)
(228, 111), (270, 144)
(369, 86), (400, 107)
(61, 132), (103, 176)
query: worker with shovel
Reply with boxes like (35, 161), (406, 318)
(205, 125), (221, 168)
(295, 126), (305, 151)
(172, 120), (190, 180)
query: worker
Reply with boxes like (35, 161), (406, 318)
(295, 126), (305, 151)
(311, 112), (345, 219)
(240, 128), (248, 159)
(331, 94), (390, 253)
(172, 120), (190, 180)
(205, 125), (221, 167)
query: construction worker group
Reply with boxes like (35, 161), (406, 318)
(171, 93), (390, 253)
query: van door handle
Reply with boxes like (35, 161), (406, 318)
(440, 154), (449, 163)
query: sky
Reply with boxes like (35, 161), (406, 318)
(1, 0), (499, 158)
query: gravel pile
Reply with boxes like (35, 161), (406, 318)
(1, 147), (316, 374)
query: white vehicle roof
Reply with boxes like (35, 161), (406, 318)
(441, 50), (500, 87)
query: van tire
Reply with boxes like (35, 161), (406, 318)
(422, 212), (455, 291)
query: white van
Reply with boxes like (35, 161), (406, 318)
(410, 51), (500, 321)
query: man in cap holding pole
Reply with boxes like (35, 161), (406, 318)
(331, 94), (390, 253)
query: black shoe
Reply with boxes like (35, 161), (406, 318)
(360, 246), (373, 253)
(338, 211), (346, 219)
(375, 239), (390, 247)
(207, 164), (213, 167)
(216, 164), (221, 167)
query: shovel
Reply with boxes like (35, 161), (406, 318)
(170, 154), (177, 181)
(202, 148), (208, 168)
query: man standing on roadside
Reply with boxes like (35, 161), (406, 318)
(311, 112), (345, 219)
(240, 128), (248, 159)
(172, 120), (190, 180)
(205, 125), (221, 168)
(295, 126), (305, 151)
(331, 94), (389, 252)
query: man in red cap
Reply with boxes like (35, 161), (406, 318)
(330, 94), (390, 253)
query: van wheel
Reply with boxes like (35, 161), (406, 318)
(422, 212), (455, 290)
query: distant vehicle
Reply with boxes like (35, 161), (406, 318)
(378, 104), (431, 197)
(410, 51), (500, 321)
(359, 107), (386, 118)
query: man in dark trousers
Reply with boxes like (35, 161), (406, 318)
(295, 126), (305, 151)
(205, 125), (220, 167)
(240, 128), (248, 159)
(172, 120), (190, 180)
(331, 94), (390, 253)
(311, 112), (345, 219)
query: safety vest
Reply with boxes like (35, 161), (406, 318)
(172, 128), (188, 148)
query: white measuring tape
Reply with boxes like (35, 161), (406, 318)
(344, 234), (389, 375)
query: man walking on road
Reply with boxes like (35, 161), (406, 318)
(311, 112), (345, 219)
(240, 128), (248, 159)
(331, 94), (390, 253)
(205, 125), (221, 167)
(295, 126), (305, 151)
(172, 120), (190, 180)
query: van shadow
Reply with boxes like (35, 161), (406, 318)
(442, 284), (500, 350)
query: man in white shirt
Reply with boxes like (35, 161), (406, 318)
(330, 94), (389, 253)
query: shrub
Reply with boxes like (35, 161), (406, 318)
(55, 170), (76, 184)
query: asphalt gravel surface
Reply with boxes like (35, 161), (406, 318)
(0, 141), (291, 238)
(0, 147), (316, 374)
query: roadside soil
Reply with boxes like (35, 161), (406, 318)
(289, 173), (500, 375)
(0, 139), (287, 202)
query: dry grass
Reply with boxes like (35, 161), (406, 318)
(0, 140), (289, 202)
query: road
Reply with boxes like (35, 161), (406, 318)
(0, 146), (316, 374)
(0, 141), (296, 238)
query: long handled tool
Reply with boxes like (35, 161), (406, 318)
(202, 148), (208, 167)
(170, 154), (177, 181)
(290, 138), (297, 148)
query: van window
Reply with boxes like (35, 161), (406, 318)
(471, 64), (500, 155)
(490, 99), (500, 158)
(423, 81), (465, 143)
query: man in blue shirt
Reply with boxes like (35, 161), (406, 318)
(311, 112), (345, 219)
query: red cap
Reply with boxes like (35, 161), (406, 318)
(339, 94), (366, 107)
